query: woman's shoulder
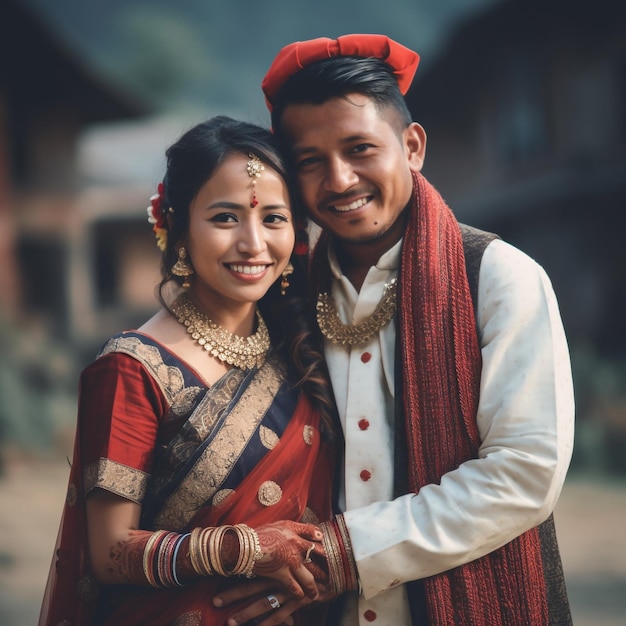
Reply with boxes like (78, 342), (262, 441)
(91, 328), (207, 400)
(98, 329), (168, 363)
(97, 308), (187, 371)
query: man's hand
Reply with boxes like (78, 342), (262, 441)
(214, 576), (335, 626)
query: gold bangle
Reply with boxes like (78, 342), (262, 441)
(190, 527), (215, 577)
(209, 526), (230, 577)
(198, 527), (214, 576)
(231, 525), (249, 575)
(188, 527), (205, 576)
(143, 530), (167, 588)
(239, 524), (263, 578)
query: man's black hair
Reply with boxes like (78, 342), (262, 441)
(270, 56), (413, 136)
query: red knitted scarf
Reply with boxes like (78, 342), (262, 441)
(398, 172), (548, 624)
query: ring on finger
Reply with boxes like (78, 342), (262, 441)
(303, 542), (315, 564)
(267, 594), (281, 610)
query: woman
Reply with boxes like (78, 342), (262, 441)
(39, 116), (339, 626)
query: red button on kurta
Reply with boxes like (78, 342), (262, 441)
(360, 352), (372, 363)
(360, 469), (372, 481)
(358, 418), (370, 430)
(364, 609), (377, 621)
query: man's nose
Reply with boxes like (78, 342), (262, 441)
(324, 157), (358, 193)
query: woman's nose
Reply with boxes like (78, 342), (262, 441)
(237, 222), (267, 255)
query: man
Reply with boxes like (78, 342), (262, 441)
(217, 34), (574, 625)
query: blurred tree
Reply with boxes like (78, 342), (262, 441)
(103, 7), (216, 110)
(0, 315), (77, 464)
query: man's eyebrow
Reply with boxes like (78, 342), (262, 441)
(341, 134), (370, 143)
(292, 134), (371, 156)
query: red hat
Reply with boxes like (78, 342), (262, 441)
(261, 34), (420, 112)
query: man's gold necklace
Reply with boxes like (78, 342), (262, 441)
(171, 293), (270, 370)
(316, 278), (398, 346)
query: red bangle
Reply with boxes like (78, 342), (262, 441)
(320, 516), (358, 595)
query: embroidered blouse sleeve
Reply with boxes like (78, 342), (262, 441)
(78, 352), (169, 503)
(342, 239), (575, 599)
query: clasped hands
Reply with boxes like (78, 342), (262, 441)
(214, 520), (335, 626)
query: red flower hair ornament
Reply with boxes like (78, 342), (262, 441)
(261, 34), (420, 112)
(147, 182), (168, 251)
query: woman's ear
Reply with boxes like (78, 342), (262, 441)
(404, 122), (427, 173)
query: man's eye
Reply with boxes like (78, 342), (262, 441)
(351, 143), (373, 154)
(297, 156), (320, 169)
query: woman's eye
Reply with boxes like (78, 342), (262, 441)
(265, 214), (290, 224)
(210, 213), (237, 223)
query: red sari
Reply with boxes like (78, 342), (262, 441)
(39, 332), (334, 626)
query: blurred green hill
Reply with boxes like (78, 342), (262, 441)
(23, 0), (502, 119)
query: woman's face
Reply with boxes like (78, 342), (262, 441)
(185, 153), (294, 314)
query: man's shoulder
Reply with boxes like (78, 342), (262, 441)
(459, 223), (500, 307)
(458, 223), (500, 250)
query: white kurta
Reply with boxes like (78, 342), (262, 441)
(323, 237), (575, 626)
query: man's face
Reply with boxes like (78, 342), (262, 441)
(281, 94), (426, 247)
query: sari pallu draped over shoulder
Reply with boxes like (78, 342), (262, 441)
(39, 335), (334, 626)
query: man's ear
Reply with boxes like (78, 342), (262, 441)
(404, 122), (427, 173)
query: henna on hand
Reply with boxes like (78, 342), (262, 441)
(253, 521), (323, 598)
(106, 529), (152, 585)
(255, 525), (303, 575)
(304, 557), (328, 586)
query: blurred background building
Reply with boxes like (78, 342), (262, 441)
(2, 0), (623, 471)
(0, 0), (625, 622)
(1, 0), (160, 453)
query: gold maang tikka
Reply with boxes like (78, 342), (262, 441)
(246, 153), (264, 208)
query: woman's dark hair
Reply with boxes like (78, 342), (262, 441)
(271, 56), (413, 136)
(156, 115), (338, 437)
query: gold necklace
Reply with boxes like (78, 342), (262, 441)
(171, 293), (270, 370)
(316, 278), (398, 346)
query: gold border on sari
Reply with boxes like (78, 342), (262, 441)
(83, 458), (149, 504)
(154, 358), (285, 529)
(99, 335), (188, 404)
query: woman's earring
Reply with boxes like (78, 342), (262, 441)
(171, 247), (194, 288)
(280, 263), (294, 296)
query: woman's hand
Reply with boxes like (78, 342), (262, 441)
(251, 521), (323, 600)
